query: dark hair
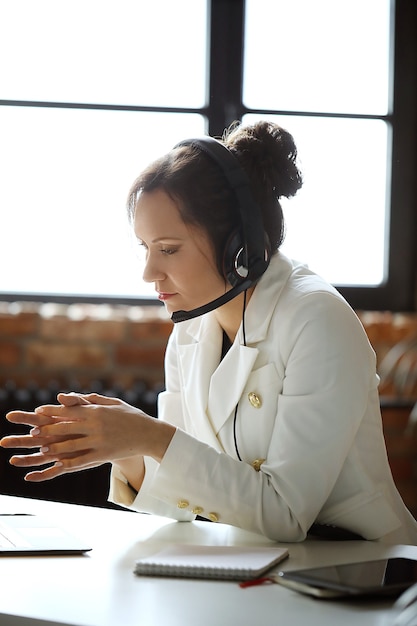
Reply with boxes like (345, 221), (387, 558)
(127, 120), (302, 277)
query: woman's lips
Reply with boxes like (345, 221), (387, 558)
(157, 292), (176, 302)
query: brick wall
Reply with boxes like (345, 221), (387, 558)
(0, 301), (171, 391)
(1, 302), (417, 516)
(0, 301), (173, 509)
(356, 311), (417, 517)
(381, 404), (417, 515)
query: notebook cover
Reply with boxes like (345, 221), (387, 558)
(134, 544), (289, 580)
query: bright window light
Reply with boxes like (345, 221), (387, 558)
(0, 0), (394, 300)
(244, 114), (389, 286)
(0, 0), (208, 107)
(0, 107), (206, 298)
(0, 0), (208, 300)
(243, 0), (392, 286)
(243, 0), (391, 115)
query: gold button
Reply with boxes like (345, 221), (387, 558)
(251, 458), (266, 472)
(177, 500), (189, 509)
(208, 512), (219, 522)
(192, 506), (204, 515)
(248, 392), (262, 408)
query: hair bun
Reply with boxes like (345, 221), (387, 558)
(224, 120), (303, 199)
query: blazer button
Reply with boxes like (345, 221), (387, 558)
(248, 392), (262, 408)
(192, 506), (204, 515)
(208, 512), (219, 522)
(251, 458), (266, 472)
(177, 500), (189, 509)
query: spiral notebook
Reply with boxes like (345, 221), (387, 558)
(134, 544), (289, 580)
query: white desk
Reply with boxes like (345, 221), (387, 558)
(0, 494), (415, 626)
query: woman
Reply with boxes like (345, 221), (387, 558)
(2, 120), (417, 544)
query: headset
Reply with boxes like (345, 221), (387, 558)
(170, 136), (270, 323)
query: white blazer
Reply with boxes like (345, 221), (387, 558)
(110, 253), (417, 544)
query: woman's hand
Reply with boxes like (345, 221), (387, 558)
(0, 392), (175, 483)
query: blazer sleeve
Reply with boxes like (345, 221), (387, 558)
(108, 329), (196, 521)
(113, 290), (388, 541)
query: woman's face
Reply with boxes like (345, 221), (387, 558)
(134, 189), (227, 315)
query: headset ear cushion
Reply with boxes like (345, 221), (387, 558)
(223, 230), (271, 287)
(223, 230), (249, 287)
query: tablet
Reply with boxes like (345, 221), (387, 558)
(277, 557), (417, 599)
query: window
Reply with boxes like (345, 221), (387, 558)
(0, 0), (415, 310)
(243, 0), (391, 287)
(0, 0), (208, 302)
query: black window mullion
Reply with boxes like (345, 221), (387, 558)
(207, 0), (245, 136)
(385, 0), (417, 311)
(342, 0), (417, 312)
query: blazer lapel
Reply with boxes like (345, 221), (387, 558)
(207, 342), (259, 433)
(175, 252), (296, 449)
(177, 316), (224, 450)
(177, 314), (260, 445)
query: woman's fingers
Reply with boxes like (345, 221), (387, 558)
(38, 435), (90, 457)
(56, 392), (91, 407)
(81, 393), (124, 406)
(2, 398), (155, 482)
(1, 428), (81, 449)
(4, 393), (123, 429)
(5, 410), (50, 427)
(5, 410), (73, 431)
(57, 392), (122, 407)
(23, 456), (102, 482)
(10, 445), (88, 466)
(1, 392), (132, 482)
(4, 394), (124, 430)
(23, 459), (101, 482)
(23, 466), (67, 482)
(33, 394), (123, 421)
(35, 421), (85, 439)
(9, 452), (61, 468)
(1, 434), (47, 449)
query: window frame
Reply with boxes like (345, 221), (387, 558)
(208, 0), (417, 312)
(0, 0), (415, 311)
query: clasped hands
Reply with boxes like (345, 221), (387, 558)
(0, 392), (174, 483)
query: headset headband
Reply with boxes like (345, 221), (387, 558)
(171, 136), (270, 323)
(174, 136), (268, 283)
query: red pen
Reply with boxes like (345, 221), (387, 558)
(239, 576), (276, 588)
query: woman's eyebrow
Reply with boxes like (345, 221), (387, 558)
(134, 236), (183, 244)
(151, 237), (184, 244)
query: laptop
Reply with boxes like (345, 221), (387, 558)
(0, 513), (92, 555)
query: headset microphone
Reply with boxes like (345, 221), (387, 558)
(171, 278), (253, 323)
(170, 136), (270, 324)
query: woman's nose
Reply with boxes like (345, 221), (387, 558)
(142, 253), (165, 283)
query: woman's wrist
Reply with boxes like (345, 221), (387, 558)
(149, 420), (176, 463)
(113, 456), (145, 493)
(113, 421), (176, 491)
